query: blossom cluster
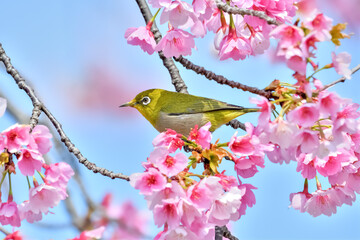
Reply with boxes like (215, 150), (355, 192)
(58, 194), (149, 240)
(4, 226), (105, 240)
(0, 99), (74, 228)
(125, 0), (297, 60)
(271, 10), (351, 77)
(96, 193), (150, 239)
(130, 122), (272, 239)
(4, 194), (146, 240)
(251, 80), (360, 216)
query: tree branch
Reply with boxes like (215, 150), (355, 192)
(215, 0), (279, 26)
(226, 119), (246, 131)
(215, 225), (239, 240)
(174, 56), (272, 98)
(134, 0), (188, 94)
(0, 43), (130, 181)
(321, 63), (360, 91)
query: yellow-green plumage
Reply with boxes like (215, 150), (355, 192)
(120, 89), (259, 135)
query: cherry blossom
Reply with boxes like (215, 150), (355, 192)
(17, 149), (44, 176)
(2, 124), (30, 153)
(28, 125), (52, 155)
(149, 147), (188, 176)
(146, 182), (185, 210)
(18, 201), (43, 224)
(303, 12), (333, 41)
(125, 24), (157, 55)
(270, 25), (304, 49)
(44, 162), (75, 199)
(130, 168), (167, 195)
(207, 186), (243, 225)
(187, 177), (223, 210)
(304, 189), (338, 217)
(332, 52), (352, 79)
(188, 122), (212, 149)
(287, 103), (319, 128)
(160, 0), (197, 29)
(219, 31), (252, 60)
(157, 226), (198, 240)
(70, 226), (105, 240)
(152, 129), (183, 153)
(4, 231), (23, 240)
(148, 0), (171, 8)
(153, 198), (183, 228)
(289, 191), (311, 213)
(155, 26), (196, 58)
(0, 201), (21, 227)
(28, 184), (63, 214)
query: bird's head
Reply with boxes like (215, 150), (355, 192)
(119, 89), (164, 125)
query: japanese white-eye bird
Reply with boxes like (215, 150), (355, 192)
(120, 89), (259, 135)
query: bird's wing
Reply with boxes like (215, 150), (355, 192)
(166, 97), (244, 115)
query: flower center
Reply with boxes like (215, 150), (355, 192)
(164, 156), (175, 168)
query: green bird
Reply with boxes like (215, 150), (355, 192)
(120, 89), (259, 135)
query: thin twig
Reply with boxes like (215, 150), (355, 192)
(215, 0), (279, 26)
(134, 0), (188, 94)
(34, 222), (72, 229)
(63, 190), (84, 230)
(0, 43), (130, 181)
(0, 226), (10, 236)
(174, 56), (272, 98)
(321, 64), (360, 91)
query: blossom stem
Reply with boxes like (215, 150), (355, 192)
(279, 101), (292, 117)
(316, 120), (326, 139)
(186, 173), (204, 179)
(271, 98), (290, 104)
(272, 110), (278, 118)
(149, 8), (161, 24)
(37, 170), (46, 181)
(311, 124), (331, 131)
(306, 65), (327, 81)
(181, 136), (199, 148)
(303, 178), (308, 193)
(33, 176), (39, 187)
(187, 159), (196, 169)
(318, 117), (331, 121)
(146, 8), (161, 30)
(26, 176), (31, 189)
(279, 82), (298, 88)
(315, 175), (322, 190)
(0, 170), (8, 189)
(8, 173), (12, 199)
(229, 13), (235, 31)
(216, 142), (229, 148)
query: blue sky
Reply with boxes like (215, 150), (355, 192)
(0, 1), (359, 239)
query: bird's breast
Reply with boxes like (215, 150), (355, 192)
(155, 112), (207, 136)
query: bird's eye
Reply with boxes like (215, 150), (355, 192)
(141, 96), (151, 105)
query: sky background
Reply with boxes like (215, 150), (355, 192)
(0, 0), (360, 239)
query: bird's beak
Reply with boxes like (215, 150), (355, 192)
(119, 99), (136, 108)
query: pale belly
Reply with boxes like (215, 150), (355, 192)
(155, 112), (207, 135)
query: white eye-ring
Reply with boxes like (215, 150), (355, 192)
(141, 96), (151, 105)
